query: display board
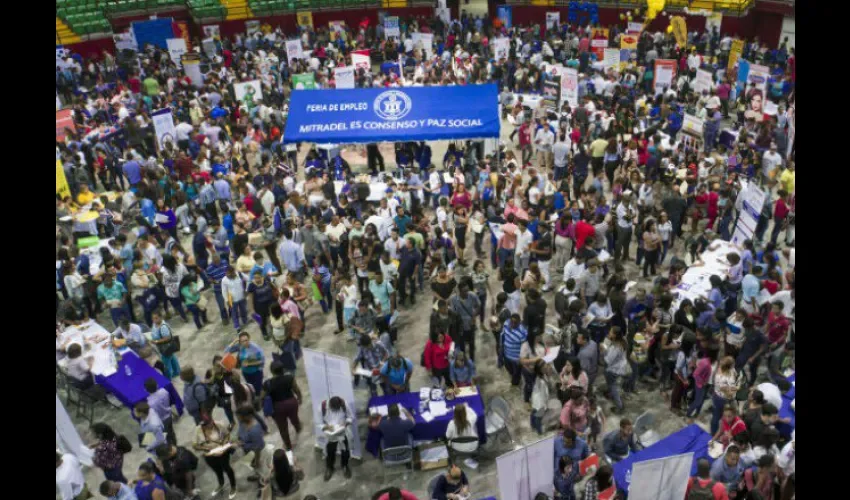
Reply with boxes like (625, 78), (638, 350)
(496, 436), (555, 500)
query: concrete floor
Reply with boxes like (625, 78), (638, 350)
(62, 113), (741, 500)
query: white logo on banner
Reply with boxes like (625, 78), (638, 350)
(374, 90), (412, 120)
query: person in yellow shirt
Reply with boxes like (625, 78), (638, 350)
(779, 161), (795, 194)
(76, 184), (95, 205)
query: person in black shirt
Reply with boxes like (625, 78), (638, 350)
(531, 222), (554, 291)
(262, 361), (303, 451)
(154, 443), (198, 497)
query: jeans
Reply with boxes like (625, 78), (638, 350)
(213, 289), (229, 321)
(504, 358), (522, 386)
(272, 398), (302, 450)
(166, 296), (188, 322)
(243, 370), (264, 395)
(398, 272), (417, 305)
(614, 226), (632, 262)
(686, 385), (708, 418)
(530, 410), (544, 435)
(160, 354), (180, 379)
(186, 304), (208, 329)
(770, 216), (785, 246)
(497, 248), (515, 271)
(605, 371), (623, 410)
(643, 249), (659, 277)
(255, 302), (272, 338)
(659, 240), (669, 265)
(204, 452), (236, 489)
(231, 299), (248, 329)
(522, 368), (536, 403)
(103, 466), (127, 483)
(108, 305), (129, 328)
(711, 394), (734, 435)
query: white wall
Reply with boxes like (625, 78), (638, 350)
(781, 16), (795, 50)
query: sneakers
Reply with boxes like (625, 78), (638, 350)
(228, 490), (237, 500)
(211, 486), (225, 497)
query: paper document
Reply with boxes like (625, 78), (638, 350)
(141, 433), (156, 447)
(454, 386), (478, 398)
(597, 250), (612, 262)
(420, 411), (434, 422)
(429, 401), (448, 416)
(542, 346), (561, 364)
(206, 443), (235, 457)
(355, 367), (375, 377)
(419, 444), (449, 462)
(369, 405), (389, 417)
(419, 387), (432, 400)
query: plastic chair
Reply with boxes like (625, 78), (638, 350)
(633, 411), (660, 448)
(448, 436), (480, 463)
(484, 396), (513, 447)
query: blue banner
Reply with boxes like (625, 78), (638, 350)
(736, 59), (750, 96)
(497, 6), (512, 29)
(283, 85), (500, 145)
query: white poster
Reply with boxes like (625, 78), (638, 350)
(334, 65), (355, 89)
(603, 48), (620, 70)
(151, 108), (176, 152)
(412, 32), (434, 59)
(681, 114), (705, 136)
(654, 67), (674, 96)
(246, 20), (260, 36)
(496, 436), (555, 500)
(747, 63), (770, 94)
(694, 69), (714, 95)
(302, 349), (363, 459)
(437, 8), (451, 25)
(202, 37), (217, 57)
(705, 13), (723, 34)
(352, 51), (371, 72)
(56, 394), (94, 466)
(181, 54), (204, 88)
(546, 12), (560, 31)
(203, 25), (221, 39)
(562, 67), (579, 107)
(113, 31), (138, 52)
(166, 38), (187, 68)
(628, 453), (694, 500)
(628, 22), (644, 34)
(286, 39), (305, 65)
(233, 80), (264, 102)
(493, 37), (510, 61)
(385, 16), (400, 38)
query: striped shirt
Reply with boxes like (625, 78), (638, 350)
(206, 260), (229, 292)
(501, 320), (528, 362)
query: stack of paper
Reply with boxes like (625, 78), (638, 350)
(369, 405), (389, 417)
(419, 388), (431, 400)
(355, 367), (375, 377)
(454, 386), (478, 398)
(429, 401), (449, 416)
(420, 411), (435, 422)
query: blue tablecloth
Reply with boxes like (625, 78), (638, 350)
(612, 425), (712, 496)
(365, 389), (487, 457)
(777, 372), (795, 438)
(96, 351), (184, 416)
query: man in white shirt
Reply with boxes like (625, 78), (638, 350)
(553, 134), (571, 181)
(776, 436), (795, 476)
(563, 253), (587, 284)
(761, 143), (784, 184)
(534, 118), (555, 171)
(514, 220), (534, 273)
(427, 167), (442, 210)
(384, 229), (403, 260)
(175, 121), (194, 144)
(56, 452), (88, 500)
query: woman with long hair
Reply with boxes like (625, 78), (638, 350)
(445, 402), (478, 442)
(90, 422), (126, 483)
(264, 361), (303, 452)
(558, 357), (589, 405)
(602, 326), (629, 414)
(424, 330), (454, 388)
(583, 464), (615, 500)
(192, 411), (237, 499)
(559, 386), (590, 437)
(710, 356), (742, 436)
(179, 274), (208, 330)
(670, 338), (696, 413)
(642, 218), (661, 278)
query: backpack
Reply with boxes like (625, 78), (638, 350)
(117, 435), (133, 454)
(686, 478), (717, 500)
(191, 381), (215, 412)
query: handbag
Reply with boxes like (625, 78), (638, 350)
(159, 326), (181, 357)
(197, 295), (209, 311)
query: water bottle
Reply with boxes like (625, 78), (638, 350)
(125, 363), (133, 377)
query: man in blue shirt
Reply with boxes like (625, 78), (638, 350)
(279, 230), (308, 280)
(501, 314), (528, 387)
(225, 332), (266, 394)
(603, 418), (641, 463)
(99, 480), (138, 500)
(397, 239), (421, 307)
(377, 404), (415, 450)
(394, 206), (412, 236)
(122, 154), (141, 187)
(553, 429), (591, 472)
(710, 445), (745, 496)
(380, 354), (414, 395)
(205, 252), (230, 325)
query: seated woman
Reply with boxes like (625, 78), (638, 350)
(64, 343), (95, 390)
(449, 351), (477, 388)
(445, 403), (479, 453)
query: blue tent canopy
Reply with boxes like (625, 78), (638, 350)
(282, 84), (501, 145)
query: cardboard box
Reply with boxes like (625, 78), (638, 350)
(414, 441), (449, 471)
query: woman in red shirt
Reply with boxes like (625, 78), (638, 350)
(712, 405), (747, 448)
(706, 184), (720, 229)
(423, 331), (454, 387)
(770, 190), (791, 246)
(450, 183), (472, 211)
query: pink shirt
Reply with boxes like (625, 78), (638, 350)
(693, 357), (712, 389)
(377, 491), (419, 500)
(280, 298), (301, 319)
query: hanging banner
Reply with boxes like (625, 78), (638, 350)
(603, 48), (620, 70)
(234, 80), (264, 102)
(591, 27), (609, 40)
(283, 84), (501, 145)
(151, 108), (176, 152)
(546, 12), (560, 31)
(334, 66), (356, 89)
(728, 39), (744, 71)
(497, 6), (512, 29)
(493, 37), (510, 61)
(746, 63), (770, 95)
(302, 349), (363, 459)
(653, 59), (677, 96)
(705, 12), (723, 34)
(384, 16), (400, 38)
(694, 69), (713, 95)
(174, 21), (192, 51)
(627, 22), (644, 34)
(561, 67), (579, 107)
(56, 109), (76, 142)
(296, 11), (313, 29)
(620, 34), (638, 51)
(591, 39), (608, 63)
(543, 77), (561, 110)
(202, 25), (221, 40)
(246, 20), (261, 36)
(411, 32), (434, 59)
(286, 39), (305, 65)
(181, 53), (204, 88)
(113, 31), (138, 52)
(202, 37), (217, 57)
(352, 50), (371, 73)
(166, 38), (187, 68)
(292, 73), (317, 90)
(56, 159), (71, 199)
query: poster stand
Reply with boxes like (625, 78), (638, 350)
(302, 348), (364, 460)
(496, 435), (555, 500)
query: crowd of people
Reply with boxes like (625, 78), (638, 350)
(56, 7), (795, 500)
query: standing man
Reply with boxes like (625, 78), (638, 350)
(614, 193), (636, 263)
(575, 331), (599, 393)
(553, 134), (571, 181)
(535, 118), (555, 171)
(205, 252), (230, 326)
(397, 239), (421, 307)
(450, 283), (481, 361)
(501, 313), (528, 387)
(531, 222), (554, 291)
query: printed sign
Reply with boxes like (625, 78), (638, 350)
(286, 39), (305, 65)
(384, 16), (400, 38)
(296, 11), (313, 29)
(561, 67), (578, 107)
(334, 66), (355, 89)
(546, 12), (560, 31)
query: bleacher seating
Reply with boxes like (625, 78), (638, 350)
(188, 0), (229, 19)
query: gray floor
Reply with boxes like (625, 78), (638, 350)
(62, 115), (741, 500)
